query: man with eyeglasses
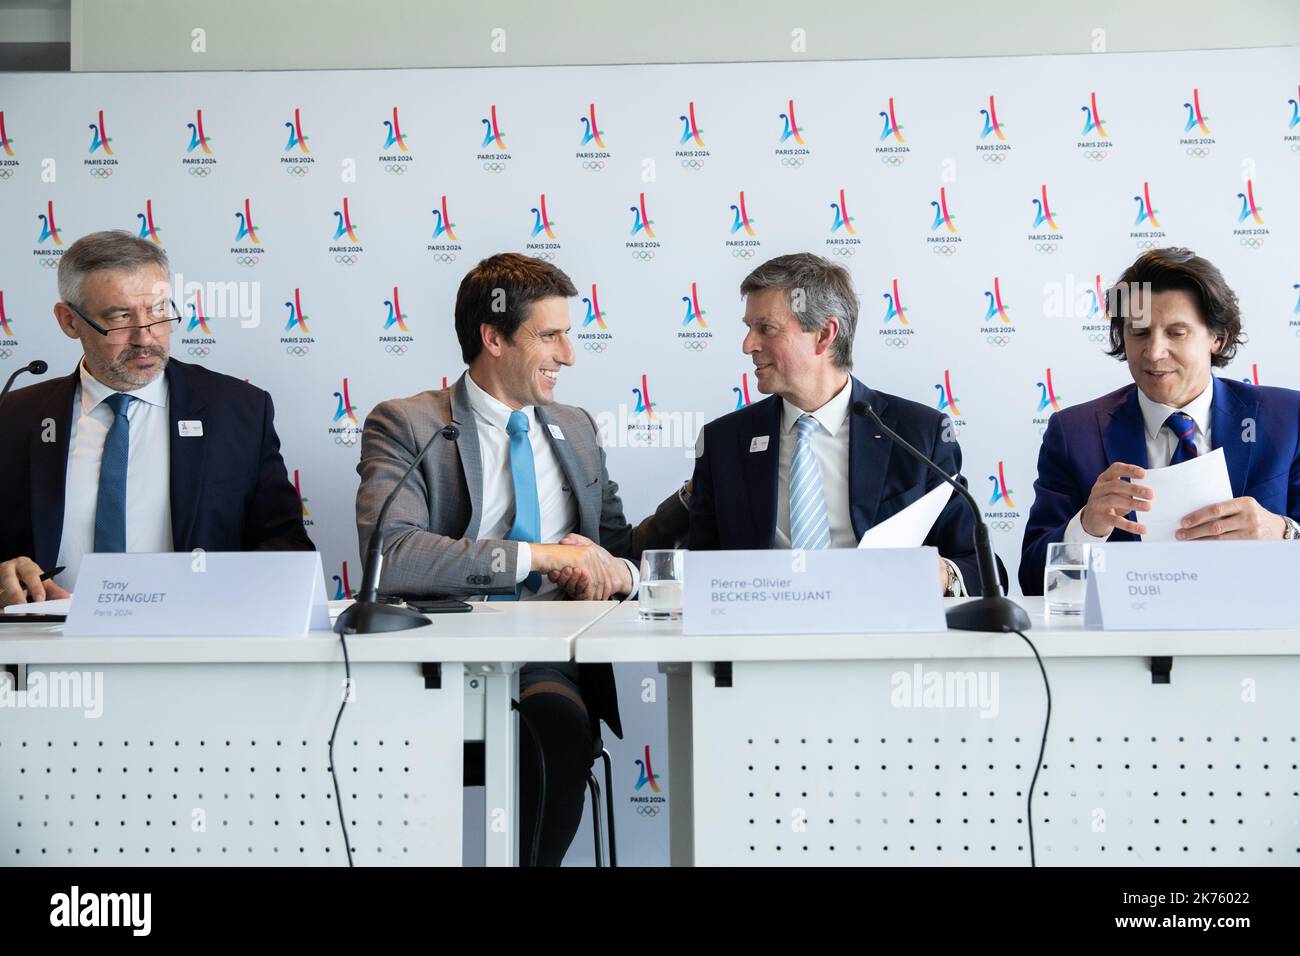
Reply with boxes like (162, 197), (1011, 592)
(0, 230), (313, 607)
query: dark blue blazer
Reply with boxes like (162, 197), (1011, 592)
(688, 376), (984, 593)
(1019, 376), (1300, 594)
(0, 359), (314, 572)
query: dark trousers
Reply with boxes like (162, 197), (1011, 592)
(517, 664), (596, 867)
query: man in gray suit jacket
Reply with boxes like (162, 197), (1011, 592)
(355, 253), (687, 865)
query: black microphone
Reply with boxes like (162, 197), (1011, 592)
(334, 421), (461, 634)
(0, 360), (48, 410)
(852, 399), (1030, 633)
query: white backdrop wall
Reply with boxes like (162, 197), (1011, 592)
(1, 46), (1297, 863)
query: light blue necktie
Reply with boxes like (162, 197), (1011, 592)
(789, 413), (832, 550)
(93, 392), (135, 553)
(491, 410), (542, 599)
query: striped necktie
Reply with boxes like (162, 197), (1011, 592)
(1165, 411), (1199, 465)
(789, 413), (832, 550)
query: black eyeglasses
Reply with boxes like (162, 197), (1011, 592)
(64, 299), (182, 341)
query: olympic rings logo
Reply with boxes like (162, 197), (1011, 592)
(285, 345), (311, 357)
(1185, 146), (1212, 159)
(581, 161), (606, 171)
(38, 258), (60, 269)
(284, 165), (308, 177)
(384, 344), (409, 355)
(981, 153), (1007, 165)
(1033, 242), (1059, 255)
(88, 167), (113, 179)
(985, 334), (1012, 347)
(187, 346), (213, 358)
(0, 348), (13, 359)
(931, 245), (957, 257)
(533, 252), (558, 263)
(234, 255), (260, 267)
(882, 337), (909, 350)
(187, 166), (213, 178)
(1080, 150), (1108, 162)
(1291, 143), (1300, 153)
(383, 164), (408, 175)
(482, 161), (507, 173)
(630, 251), (656, 261)
(880, 155), (905, 167)
(334, 433), (360, 447)
(780, 157), (805, 168)
(1239, 237), (1266, 250)
(1133, 240), (1156, 251)
(681, 340), (709, 352)
(680, 159), (705, 170)
(583, 341), (610, 353)
(634, 805), (662, 817)
(429, 253), (458, 263)
(987, 519), (1017, 534)
(730, 249), (756, 259)
(1086, 332), (1107, 344)
(830, 247), (856, 257)
(0, 168), (14, 179)
(334, 254), (360, 265)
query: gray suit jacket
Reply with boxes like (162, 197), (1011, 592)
(355, 373), (688, 598)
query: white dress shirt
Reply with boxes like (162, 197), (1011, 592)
(772, 378), (966, 594)
(55, 360), (173, 590)
(1066, 379), (1214, 543)
(463, 372), (637, 599)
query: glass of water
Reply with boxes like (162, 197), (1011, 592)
(638, 549), (684, 622)
(1044, 542), (1090, 615)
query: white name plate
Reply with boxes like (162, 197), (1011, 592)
(64, 552), (329, 637)
(683, 548), (946, 636)
(1083, 541), (1299, 630)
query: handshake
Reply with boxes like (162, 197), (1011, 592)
(529, 534), (633, 601)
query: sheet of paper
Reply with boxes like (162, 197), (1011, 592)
(858, 481), (954, 548)
(1139, 446), (1234, 542)
(3, 597), (72, 615)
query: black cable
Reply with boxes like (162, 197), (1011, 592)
(513, 699), (545, 868)
(328, 630), (355, 867)
(1014, 628), (1051, 868)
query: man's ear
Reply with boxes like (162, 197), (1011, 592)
(815, 316), (840, 356)
(52, 303), (80, 340)
(479, 322), (505, 358)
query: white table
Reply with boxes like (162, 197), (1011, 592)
(576, 597), (1300, 866)
(0, 601), (616, 867)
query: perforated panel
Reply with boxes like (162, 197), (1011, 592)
(682, 656), (1300, 866)
(0, 661), (463, 866)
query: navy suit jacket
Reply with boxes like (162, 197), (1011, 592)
(1019, 377), (1300, 594)
(0, 358), (314, 573)
(688, 376), (985, 593)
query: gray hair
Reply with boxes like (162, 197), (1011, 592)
(57, 230), (170, 306)
(739, 253), (858, 369)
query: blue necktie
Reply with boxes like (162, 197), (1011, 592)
(93, 392), (135, 553)
(492, 410), (542, 599)
(1166, 411), (1199, 466)
(789, 413), (832, 550)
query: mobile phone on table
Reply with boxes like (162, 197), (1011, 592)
(406, 599), (473, 614)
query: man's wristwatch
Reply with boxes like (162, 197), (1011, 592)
(1282, 516), (1300, 540)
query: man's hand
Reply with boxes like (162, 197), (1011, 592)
(1177, 497), (1285, 541)
(0, 557), (72, 608)
(1080, 462), (1152, 537)
(537, 533), (632, 600)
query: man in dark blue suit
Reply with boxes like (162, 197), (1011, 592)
(0, 231), (313, 607)
(1020, 247), (1300, 594)
(688, 253), (982, 594)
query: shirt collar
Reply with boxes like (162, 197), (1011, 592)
(463, 369), (535, 433)
(78, 357), (169, 414)
(1136, 376), (1214, 441)
(781, 377), (853, 437)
